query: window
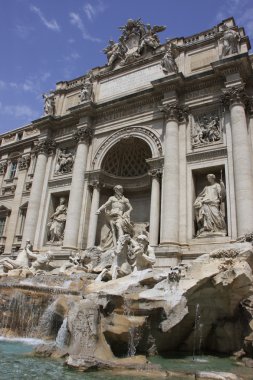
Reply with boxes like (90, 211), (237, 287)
(9, 161), (17, 179)
(0, 217), (6, 236)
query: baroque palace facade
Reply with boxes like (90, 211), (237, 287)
(0, 17), (253, 266)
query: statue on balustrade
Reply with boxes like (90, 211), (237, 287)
(220, 24), (240, 57)
(47, 197), (67, 243)
(79, 72), (93, 102)
(43, 92), (55, 116)
(194, 174), (226, 237)
(96, 185), (133, 248)
(161, 40), (178, 74)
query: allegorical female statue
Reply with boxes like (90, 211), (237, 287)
(47, 197), (67, 243)
(194, 174), (226, 237)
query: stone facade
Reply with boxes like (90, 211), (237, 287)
(0, 17), (253, 266)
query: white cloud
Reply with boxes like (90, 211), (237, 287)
(30, 5), (60, 32)
(83, 0), (106, 21)
(0, 102), (38, 119)
(69, 12), (101, 42)
(15, 25), (34, 39)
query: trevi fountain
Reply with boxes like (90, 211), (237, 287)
(0, 17), (253, 380)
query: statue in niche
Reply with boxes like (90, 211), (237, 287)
(220, 24), (240, 57)
(79, 72), (93, 102)
(194, 174), (226, 237)
(161, 40), (179, 74)
(47, 197), (67, 243)
(192, 114), (221, 146)
(43, 93), (55, 116)
(96, 185), (133, 249)
(0, 240), (37, 272)
(55, 149), (74, 174)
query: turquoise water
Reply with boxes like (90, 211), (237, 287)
(0, 338), (252, 380)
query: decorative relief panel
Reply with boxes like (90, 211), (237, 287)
(191, 108), (223, 148)
(54, 148), (75, 175)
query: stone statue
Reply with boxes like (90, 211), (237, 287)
(55, 149), (74, 174)
(194, 174), (226, 237)
(103, 19), (166, 67)
(161, 41), (178, 74)
(103, 40), (123, 67)
(131, 234), (156, 271)
(220, 24), (240, 57)
(0, 240), (37, 272)
(47, 197), (67, 243)
(59, 251), (82, 274)
(192, 115), (221, 146)
(30, 250), (54, 274)
(43, 93), (55, 116)
(79, 73), (93, 102)
(96, 185), (133, 248)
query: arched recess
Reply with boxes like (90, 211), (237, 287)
(92, 126), (163, 170)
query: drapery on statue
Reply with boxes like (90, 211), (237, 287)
(47, 197), (67, 243)
(96, 185), (133, 248)
(220, 24), (240, 57)
(79, 72), (93, 102)
(161, 40), (178, 74)
(194, 174), (226, 237)
(0, 240), (37, 272)
(43, 93), (55, 116)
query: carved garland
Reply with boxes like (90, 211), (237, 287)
(92, 127), (163, 169)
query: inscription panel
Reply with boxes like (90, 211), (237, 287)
(98, 64), (165, 101)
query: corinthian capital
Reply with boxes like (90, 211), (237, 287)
(221, 86), (249, 108)
(73, 126), (93, 144)
(35, 138), (57, 155)
(158, 103), (189, 122)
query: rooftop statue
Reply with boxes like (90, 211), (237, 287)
(220, 23), (240, 57)
(43, 92), (55, 116)
(79, 72), (94, 102)
(161, 40), (179, 74)
(103, 18), (166, 68)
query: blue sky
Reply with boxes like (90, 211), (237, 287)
(0, 0), (252, 134)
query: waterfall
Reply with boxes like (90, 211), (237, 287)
(0, 291), (49, 338)
(123, 297), (141, 357)
(192, 303), (203, 360)
(55, 318), (69, 348)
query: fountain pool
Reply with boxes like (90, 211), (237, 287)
(0, 338), (252, 380)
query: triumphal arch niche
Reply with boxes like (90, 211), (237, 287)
(89, 126), (163, 249)
(0, 16), (253, 266)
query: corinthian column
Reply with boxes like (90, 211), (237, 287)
(222, 86), (253, 236)
(22, 139), (56, 246)
(87, 181), (101, 248)
(63, 125), (93, 249)
(159, 103), (188, 245)
(148, 169), (161, 246)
